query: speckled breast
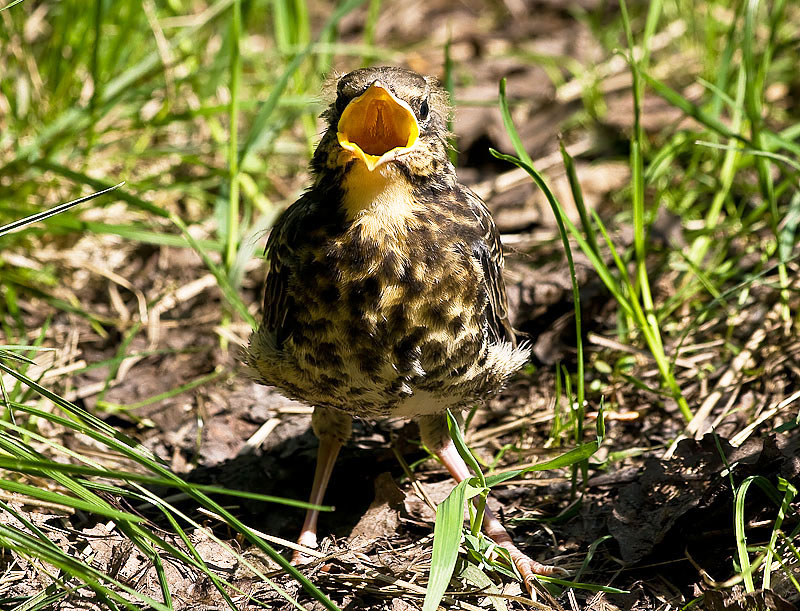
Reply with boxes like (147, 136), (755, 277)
(279, 217), (494, 417)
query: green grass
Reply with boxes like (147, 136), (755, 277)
(1, 1), (367, 607)
(0, 351), (339, 610)
(492, 0), (799, 599)
(423, 411), (609, 611)
(2, 0), (799, 608)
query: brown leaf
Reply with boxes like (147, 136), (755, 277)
(349, 472), (406, 541)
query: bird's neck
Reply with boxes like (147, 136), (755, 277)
(339, 162), (422, 239)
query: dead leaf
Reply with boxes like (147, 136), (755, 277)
(349, 472), (406, 542)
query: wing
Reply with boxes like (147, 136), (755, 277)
(459, 186), (517, 346)
(260, 194), (314, 345)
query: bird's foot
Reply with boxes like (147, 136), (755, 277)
(428, 433), (569, 595)
(290, 531), (318, 565)
(502, 542), (569, 594)
(485, 524), (568, 595)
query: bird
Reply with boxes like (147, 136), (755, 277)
(245, 66), (562, 589)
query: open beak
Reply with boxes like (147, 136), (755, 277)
(337, 82), (420, 172)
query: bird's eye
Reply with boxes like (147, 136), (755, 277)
(419, 98), (430, 121)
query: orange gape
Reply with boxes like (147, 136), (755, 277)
(337, 81), (419, 170)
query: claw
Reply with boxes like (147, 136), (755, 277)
(508, 548), (569, 594)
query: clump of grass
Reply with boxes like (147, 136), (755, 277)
(487, 0), (799, 602)
(422, 409), (610, 611)
(1, 353), (343, 610)
(0, 0), (365, 329)
(0, 0), (375, 608)
(537, 0), (799, 601)
(499, 0), (799, 428)
(0, 192), (342, 609)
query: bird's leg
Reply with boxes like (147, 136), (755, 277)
(292, 406), (352, 564)
(293, 434), (342, 558)
(419, 415), (565, 593)
(436, 437), (564, 581)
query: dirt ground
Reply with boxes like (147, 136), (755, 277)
(5, 0), (800, 609)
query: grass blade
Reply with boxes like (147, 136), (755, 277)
(225, 0), (242, 272)
(763, 478), (797, 590)
(0, 453), (331, 511)
(560, 140), (599, 258)
(0, 183), (123, 238)
(495, 77), (586, 441)
(484, 441), (599, 488)
(422, 478), (469, 611)
(0, 0), (27, 11)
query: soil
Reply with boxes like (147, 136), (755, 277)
(4, 0), (800, 610)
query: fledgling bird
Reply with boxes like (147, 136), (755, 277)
(246, 66), (561, 587)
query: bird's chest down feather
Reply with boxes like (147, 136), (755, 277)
(247, 192), (515, 418)
(283, 218), (495, 418)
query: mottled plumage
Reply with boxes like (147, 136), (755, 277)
(246, 67), (529, 418)
(245, 66), (561, 588)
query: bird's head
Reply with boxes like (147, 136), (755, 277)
(317, 67), (452, 176)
